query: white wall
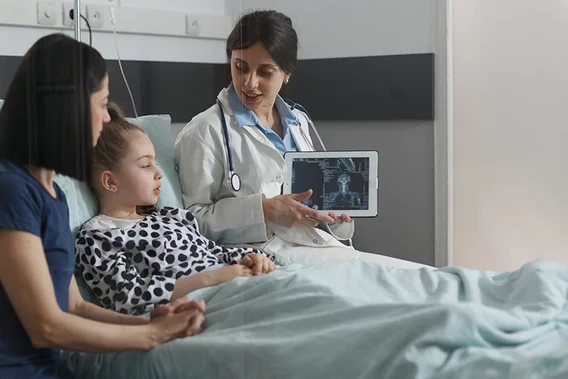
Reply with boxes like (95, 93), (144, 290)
(119, 0), (224, 15)
(0, 0), (227, 63)
(452, 0), (568, 271)
(226, 0), (434, 59)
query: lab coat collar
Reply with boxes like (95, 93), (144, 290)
(217, 87), (313, 152)
(220, 85), (299, 129)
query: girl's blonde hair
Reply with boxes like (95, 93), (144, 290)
(93, 103), (155, 215)
(92, 102), (143, 174)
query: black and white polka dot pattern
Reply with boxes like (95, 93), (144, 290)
(75, 206), (273, 315)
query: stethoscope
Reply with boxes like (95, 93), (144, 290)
(216, 98), (326, 192)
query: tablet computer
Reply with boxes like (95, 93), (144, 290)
(282, 151), (378, 217)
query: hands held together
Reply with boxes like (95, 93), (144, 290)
(148, 298), (206, 346)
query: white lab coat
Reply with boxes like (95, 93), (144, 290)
(173, 88), (355, 255)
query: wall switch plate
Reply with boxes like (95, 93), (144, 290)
(186, 16), (201, 36)
(37, 1), (58, 26)
(86, 4), (106, 28)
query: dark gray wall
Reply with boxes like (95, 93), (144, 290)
(317, 121), (434, 265)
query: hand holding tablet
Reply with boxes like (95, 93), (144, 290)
(283, 151), (379, 218)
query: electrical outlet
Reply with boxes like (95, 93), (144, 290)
(37, 1), (58, 26)
(62, 2), (87, 27)
(86, 4), (106, 28)
(186, 16), (201, 37)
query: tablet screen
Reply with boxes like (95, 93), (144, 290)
(291, 157), (371, 211)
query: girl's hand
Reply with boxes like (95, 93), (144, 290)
(241, 253), (276, 275)
(211, 264), (253, 285)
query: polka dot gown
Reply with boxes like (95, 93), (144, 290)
(75, 207), (273, 315)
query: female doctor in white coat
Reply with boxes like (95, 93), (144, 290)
(174, 10), (356, 258)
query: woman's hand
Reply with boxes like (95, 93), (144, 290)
(150, 298), (206, 319)
(262, 190), (334, 227)
(241, 253), (276, 275)
(328, 213), (352, 224)
(150, 298), (206, 338)
(148, 308), (205, 345)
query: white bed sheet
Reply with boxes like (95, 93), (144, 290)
(274, 246), (432, 270)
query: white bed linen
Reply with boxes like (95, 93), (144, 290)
(274, 246), (432, 270)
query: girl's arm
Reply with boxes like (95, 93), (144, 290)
(0, 230), (201, 353)
(68, 276), (148, 325)
(75, 242), (176, 315)
(207, 240), (274, 266)
(69, 278), (205, 325)
(169, 265), (253, 300)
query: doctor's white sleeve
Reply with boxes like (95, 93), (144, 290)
(175, 134), (269, 245)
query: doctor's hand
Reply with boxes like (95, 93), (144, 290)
(328, 213), (352, 224)
(241, 253), (277, 275)
(262, 190), (334, 228)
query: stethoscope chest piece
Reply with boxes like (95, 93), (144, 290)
(229, 171), (241, 192)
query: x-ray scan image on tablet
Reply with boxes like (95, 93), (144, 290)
(283, 151), (378, 218)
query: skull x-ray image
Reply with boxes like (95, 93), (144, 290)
(291, 157), (370, 211)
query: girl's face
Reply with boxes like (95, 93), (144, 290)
(230, 42), (290, 115)
(111, 130), (163, 207)
(90, 75), (111, 146)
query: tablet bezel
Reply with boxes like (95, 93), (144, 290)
(282, 150), (378, 218)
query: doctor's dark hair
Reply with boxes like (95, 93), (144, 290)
(226, 10), (298, 74)
(91, 102), (154, 215)
(0, 33), (107, 181)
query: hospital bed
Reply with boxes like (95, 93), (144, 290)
(51, 112), (568, 379)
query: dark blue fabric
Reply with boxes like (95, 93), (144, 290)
(0, 160), (74, 379)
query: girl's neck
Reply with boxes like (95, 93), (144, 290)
(98, 201), (142, 220)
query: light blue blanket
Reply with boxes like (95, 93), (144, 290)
(59, 259), (568, 379)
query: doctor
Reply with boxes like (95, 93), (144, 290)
(174, 10), (354, 255)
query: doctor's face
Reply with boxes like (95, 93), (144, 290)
(230, 42), (291, 115)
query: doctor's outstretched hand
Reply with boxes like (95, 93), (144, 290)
(262, 190), (334, 228)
